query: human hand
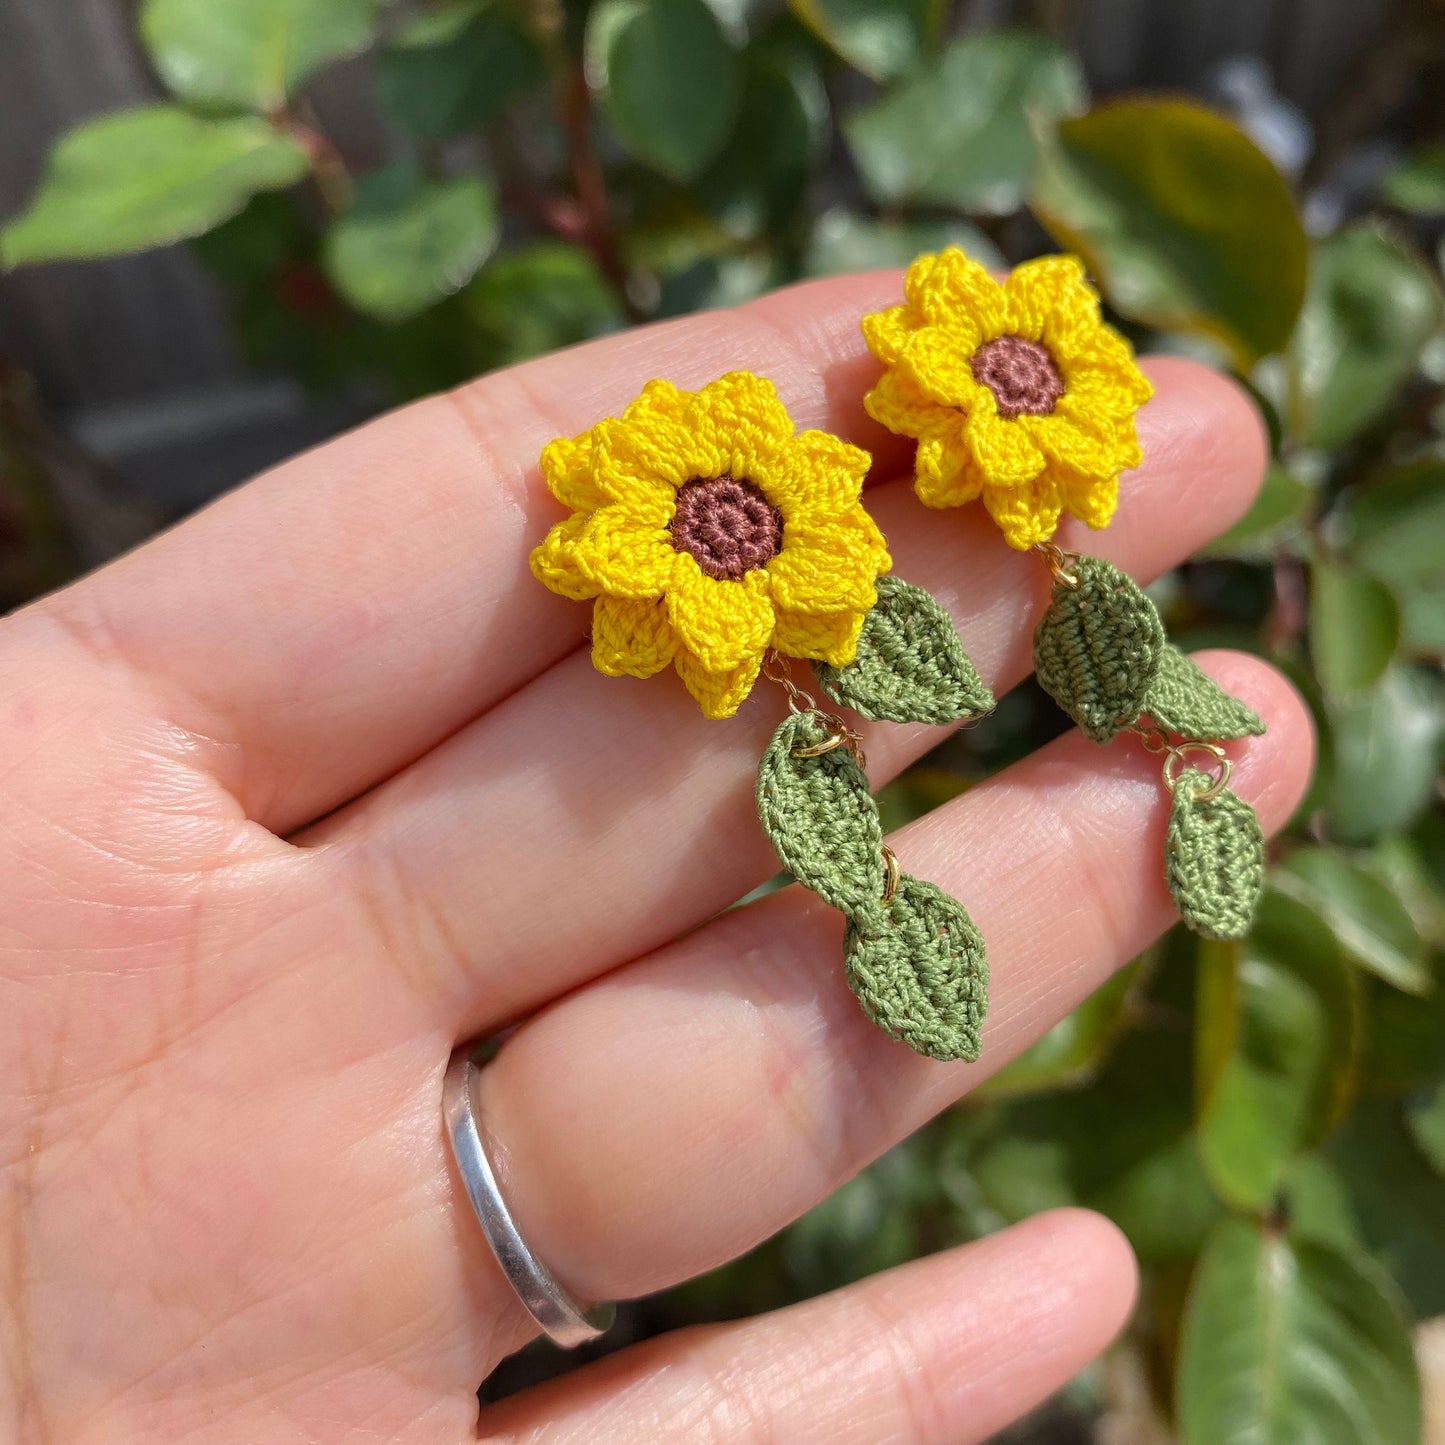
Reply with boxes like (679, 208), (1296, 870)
(0, 272), (1312, 1443)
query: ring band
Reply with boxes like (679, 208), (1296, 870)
(442, 1052), (615, 1348)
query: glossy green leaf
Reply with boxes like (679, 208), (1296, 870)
(844, 31), (1084, 214)
(1204, 463), (1314, 560)
(814, 575), (993, 725)
(141, 0), (381, 112)
(1310, 558), (1399, 697)
(804, 210), (1004, 276)
(378, 2), (543, 141)
(1178, 1218), (1420, 1445)
(788, 0), (936, 81)
(1, 107), (308, 266)
(1346, 458), (1445, 659)
(697, 46), (827, 239)
(1031, 98), (1307, 366)
(1364, 964), (1445, 1097)
(1369, 829), (1445, 951)
(323, 169), (498, 322)
(587, 0), (741, 182)
(1287, 225), (1443, 449)
(1325, 666), (1445, 843)
(1410, 1084), (1445, 1174)
(1275, 848), (1428, 994)
(461, 242), (622, 367)
(1195, 894), (1360, 1211)
(1383, 143), (1445, 214)
(979, 961), (1139, 1099)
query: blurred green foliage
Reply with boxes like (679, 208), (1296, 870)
(4, 1), (1445, 1439)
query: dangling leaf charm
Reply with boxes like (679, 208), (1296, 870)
(1165, 767), (1266, 940)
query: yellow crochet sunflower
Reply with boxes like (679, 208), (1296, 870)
(530, 372), (890, 719)
(862, 250), (1153, 550)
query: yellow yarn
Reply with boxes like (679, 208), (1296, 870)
(861, 251), (1153, 550)
(530, 371), (891, 719)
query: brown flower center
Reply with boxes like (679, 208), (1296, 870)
(669, 475), (783, 581)
(970, 335), (1064, 418)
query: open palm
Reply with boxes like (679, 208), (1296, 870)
(0, 272), (1311, 1443)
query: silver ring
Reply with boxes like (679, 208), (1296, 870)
(442, 1052), (615, 1348)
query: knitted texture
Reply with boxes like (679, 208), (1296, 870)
(860, 251), (1153, 549)
(1144, 645), (1266, 741)
(529, 372), (891, 719)
(813, 575), (995, 726)
(1033, 555), (1165, 743)
(756, 712), (988, 1062)
(1165, 769), (1266, 940)
(845, 877), (988, 1063)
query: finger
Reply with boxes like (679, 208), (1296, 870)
(17, 272), (918, 835)
(466, 654), (1311, 1303)
(319, 359), (1267, 1035)
(471, 1210), (1136, 1445)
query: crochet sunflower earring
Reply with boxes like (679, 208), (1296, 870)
(862, 251), (1266, 941)
(531, 371), (994, 1061)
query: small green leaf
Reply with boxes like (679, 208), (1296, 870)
(756, 711), (884, 915)
(587, 0), (742, 182)
(813, 575), (993, 726)
(1326, 666), (1445, 843)
(844, 31), (1084, 214)
(378, 2), (543, 141)
(1410, 1084), (1445, 1175)
(2, 107), (308, 266)
(1031, 98), (1308, 367)
(1203, 463), (1314, 560)
(804, 210), (1004, 276)
(1275, 847), (1428, 995)
(844, 876), (987, 1062)
(1286, 224), (1443, 449)
(1178, 1219), (1421, 1445)
(1143, 646), (1266, 741)
(696, 45), (827, 240)
(1311, 558), (1400, 697)
(788, 0), (936, 81)
(141, 0), (382, 112)
(1032, 555), (1165, 742)
(1383, 142), (1445, 214)
(1196, 894), (1360, 1210)
(323, 169), (498, 322)
(1166, 776), (1266, 942)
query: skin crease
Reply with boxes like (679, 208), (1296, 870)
(0, 271), (1314, 1444)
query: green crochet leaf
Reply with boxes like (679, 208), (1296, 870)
(813, 575), (994, 726)
(1033, 554), (1165, 742)
(844, 876), (989, 1062)
(1144, 645), (1266, 741)
(756, 711), (884, 914)
(1166, 770), (1266, 940)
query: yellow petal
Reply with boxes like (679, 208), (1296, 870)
(591, 415), (708, 498)
(570, 503), (678, 599)
(1062, 473), (1120, 531)
(906, 248), (1006, 334)
(767, 510), (889, 615)
(1018, 410), (1123, 480)
(666, 562), (775, 672)
(964, 406), (1046, 487)
(1058, 335), (1154, 413)
(591, 595), (677, 678)
(685, 371), (794, 485)
(539, 434), (606, 511)
(1003, 255), (1097, 339)
(981, 474), (1064, 550)
(772, 606), (866, 667)
(768, 429), (870, 519)
(674, 647), (763, 720)
(915, 435), (985, 509)
(861, 305), (916, 366)
(897, 323), (986, 408)
(530, 514), (598, 600)
(864, 365), (945, 442)
(622, 377), (690, 425)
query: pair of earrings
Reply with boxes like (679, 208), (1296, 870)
(531, 250), (1266, 1065)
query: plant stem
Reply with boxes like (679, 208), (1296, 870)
(281, 114), (355, 215)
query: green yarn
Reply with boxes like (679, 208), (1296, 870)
(1165, 769), (1266, 940)
(813, 575), (994, 726)
(756, 712), (884, 914)
(756, 711), (988, 1062)
(845, 877), (988, 1063)
(1033, 555), (1165, 743)
(1144, 646), (1266, 741)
